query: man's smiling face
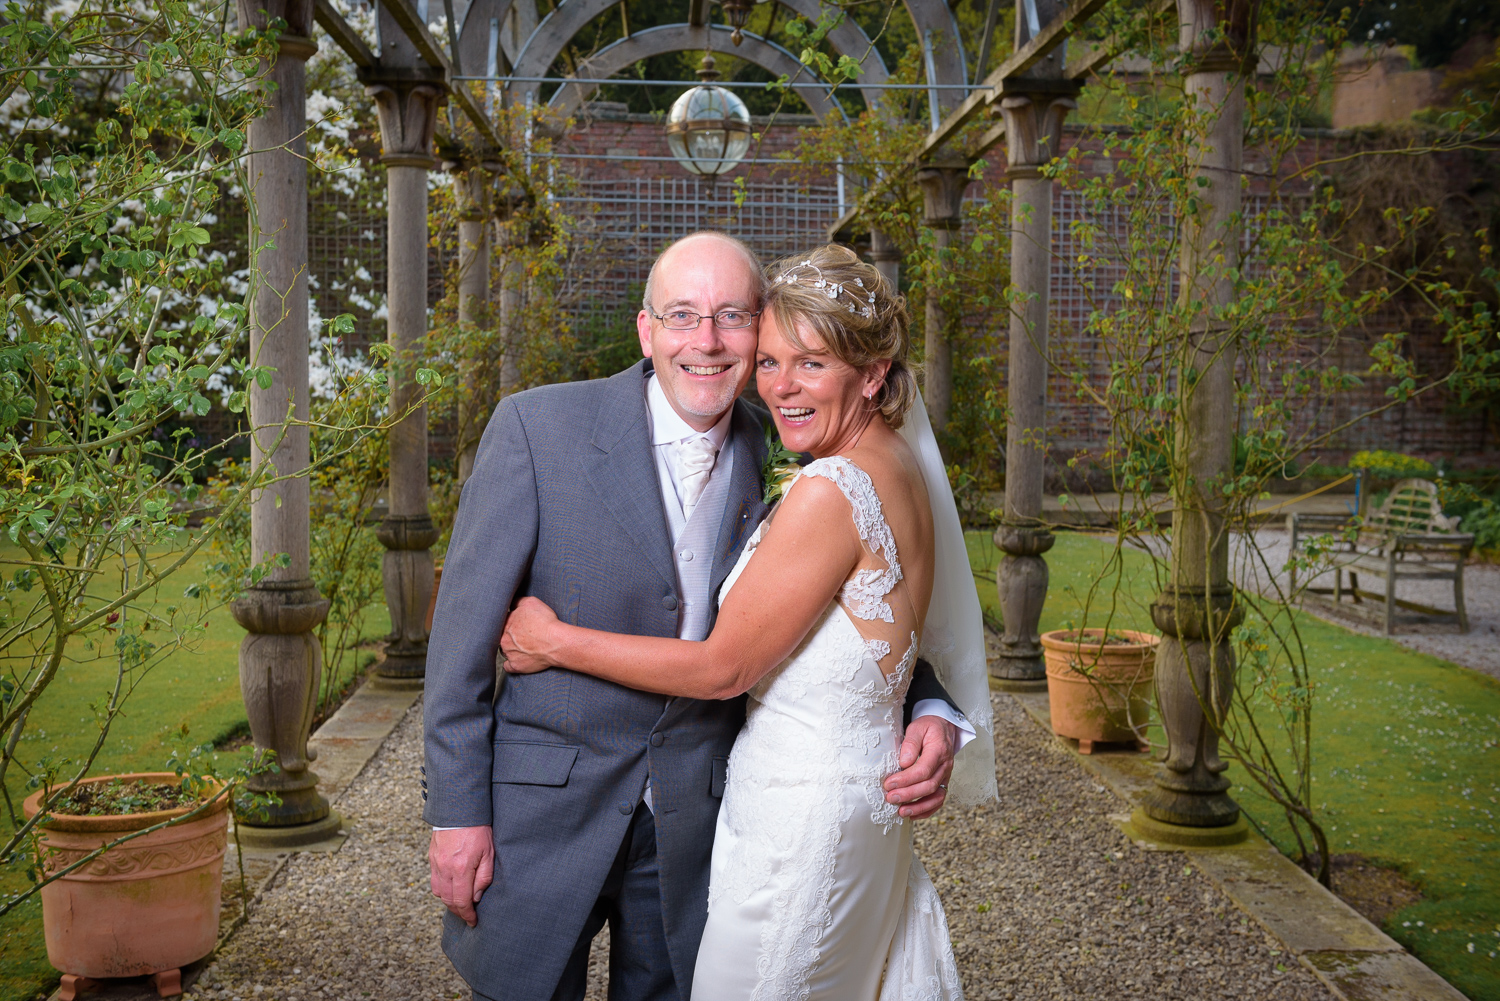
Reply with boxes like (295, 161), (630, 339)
(637, 234), (761, 432)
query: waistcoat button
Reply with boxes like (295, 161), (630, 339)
(679, 550), (693, 562)
(662, 595), (678, 611)
(618, 800), (634, 815)
(651, 732), (665, 747)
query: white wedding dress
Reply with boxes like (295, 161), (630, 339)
(691, 455), (964, 1001)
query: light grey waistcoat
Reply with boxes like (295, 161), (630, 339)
(673, 438), (736, 642)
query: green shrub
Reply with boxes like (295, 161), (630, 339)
(1348, 450), (1436, 480)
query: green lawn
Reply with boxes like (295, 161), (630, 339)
(0, 552), (386, 1001)
(968, 531), (1500, 1000)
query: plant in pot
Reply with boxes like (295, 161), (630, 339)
(1040, 628), (1158, 754)
(22, 772), (232, 1000)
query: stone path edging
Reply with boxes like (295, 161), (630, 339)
(1006, 689), (1469, 1001)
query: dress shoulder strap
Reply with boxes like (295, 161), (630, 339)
(796, 457), (895, 561)
(794, 456), (903, 624)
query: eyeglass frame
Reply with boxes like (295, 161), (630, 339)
(647, 305), (762, 331)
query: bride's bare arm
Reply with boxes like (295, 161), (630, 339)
(500, 474), (860, 699)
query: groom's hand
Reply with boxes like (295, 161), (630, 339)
(884, 716), (956, 820)
(430, 826), (495, 927)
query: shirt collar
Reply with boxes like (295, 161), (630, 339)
(646, 372), (733, 449)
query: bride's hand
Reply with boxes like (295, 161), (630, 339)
(500, 597), (562, 674)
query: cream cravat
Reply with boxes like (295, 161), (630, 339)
(674, 436), (719, 520)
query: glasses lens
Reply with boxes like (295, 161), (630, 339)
(715, 311), (753, 329)
(662, 311), (701, 329)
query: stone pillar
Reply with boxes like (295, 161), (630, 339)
(915, 162), (968, 433)
(494, 193), (525, 398)
(991, 94), (1072, 685)
(363, 50), (446, 680)
(454, 164), (492, 486)
(869, 228), (901, 292)
(231, 0), (337, 846)
(990, 19), (1077, 687)
(1132, 0), (1254, 845)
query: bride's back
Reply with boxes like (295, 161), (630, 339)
(835, 423), (934, 678)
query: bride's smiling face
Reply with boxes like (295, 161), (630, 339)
(757, 311), (889, 457)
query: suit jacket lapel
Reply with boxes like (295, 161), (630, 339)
(710, 400), (772, 597)
(585, 361), (677, 591)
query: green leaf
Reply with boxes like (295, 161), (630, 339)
(2, 160), (33, 183)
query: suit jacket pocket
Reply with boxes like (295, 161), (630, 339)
(710, 755), (729, 798)
(492, 741), (580, 786)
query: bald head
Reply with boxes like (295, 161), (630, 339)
(642, 232), (766, 313)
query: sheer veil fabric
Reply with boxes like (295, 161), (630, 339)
(897, 390), (998, 806)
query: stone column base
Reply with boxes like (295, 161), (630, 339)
(234, 810), (344, 850)
(1125, 808), (1248, 848)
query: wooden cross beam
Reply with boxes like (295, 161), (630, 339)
(824, 0), (1171, 240)
(314, 0), (508, 156)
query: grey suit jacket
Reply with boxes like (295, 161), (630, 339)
(423, 359), (955, 1000)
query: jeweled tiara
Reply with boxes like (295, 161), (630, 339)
(772, 260), (877, 319)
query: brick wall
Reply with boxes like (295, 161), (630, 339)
(308, 107), (1500, 473)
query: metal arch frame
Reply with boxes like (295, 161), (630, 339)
(548, 24), (848, 123)
(901, 0), (968, 115)
(500, 0), (982, 115)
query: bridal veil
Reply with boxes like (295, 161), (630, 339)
(898, 390), (998, 806)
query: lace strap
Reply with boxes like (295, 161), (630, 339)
(793, 456), (903, 623)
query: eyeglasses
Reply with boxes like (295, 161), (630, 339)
(649, 307), (761, 330)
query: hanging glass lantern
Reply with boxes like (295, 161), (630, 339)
(664, 56), (752, 178)
(719, 0), (756, 45)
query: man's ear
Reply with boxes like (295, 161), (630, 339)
(637, 310), (654, 357)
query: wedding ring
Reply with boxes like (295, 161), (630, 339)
(938, 783), (947, 790)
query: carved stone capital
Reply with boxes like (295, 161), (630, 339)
(230, 579), (330, 636)
(235, 0), (314, 37)
(450, 164), (493, 223)
(376, 514), (440, 551)
(1176, 0), (1257, 70)
(916, 162), (970, 229)
(1000, 93), (1077, 177)
(1149, 585), (1242, 641)
(994, 524), (1055, 558)
(362, 71), (448, 167)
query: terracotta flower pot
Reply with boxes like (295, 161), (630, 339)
(23, 772), (229, 999)
(1041, 628), (1157, 754)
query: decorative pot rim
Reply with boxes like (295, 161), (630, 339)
(22, 772), (228, 834)
(1040, 628), (1159, 652)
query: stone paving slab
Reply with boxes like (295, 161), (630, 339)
(1301, 950), (1470, 1001)
(1007, 687), (1469, 1001)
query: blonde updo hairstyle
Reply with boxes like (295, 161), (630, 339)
(763, 244), (917, 428)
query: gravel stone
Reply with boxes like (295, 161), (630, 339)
(196, 696), (1335, 1000)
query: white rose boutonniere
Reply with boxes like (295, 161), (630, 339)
(761, 424), (801, 505)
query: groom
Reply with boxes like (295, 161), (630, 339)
(423, 232), (967, 1001)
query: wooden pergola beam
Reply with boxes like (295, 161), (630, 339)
(824, 0), (1170, 240)
(379, 0), (508, 154)
(313, 0), (375, 68)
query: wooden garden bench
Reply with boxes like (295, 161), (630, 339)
(1287, 478), (1473, 635)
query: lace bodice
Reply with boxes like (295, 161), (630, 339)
(703, 455), (960, 1001)
(722, 455), (919, 679)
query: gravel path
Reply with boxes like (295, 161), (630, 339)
(1236, 530), (1500, 682)
(190, 697), (1333, 1001)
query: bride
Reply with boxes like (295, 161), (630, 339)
(501, 244), (992, 1000)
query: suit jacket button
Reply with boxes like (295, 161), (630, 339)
(651, 732), (665, 747)
(618, 800), (635, 815)
(662, 595), (678, 611)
